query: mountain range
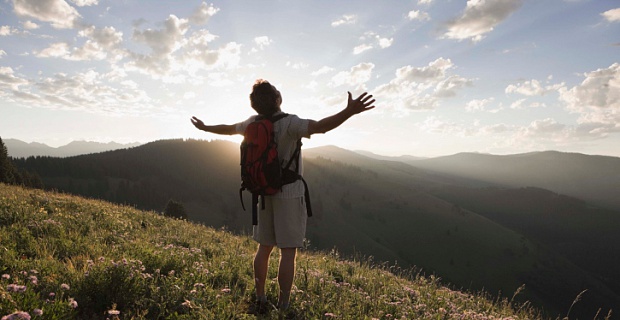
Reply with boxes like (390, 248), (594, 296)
(8, 139), (620, 318)
(4, 138), (142, 158)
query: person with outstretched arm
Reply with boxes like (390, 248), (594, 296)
(191, 79), (375, 314)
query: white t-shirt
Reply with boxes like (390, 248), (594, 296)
(235, 112), (311, 198)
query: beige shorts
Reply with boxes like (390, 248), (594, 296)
(253, 196), (307, 248)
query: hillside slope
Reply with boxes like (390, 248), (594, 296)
(10, 140), (620, 318)
(408, 151), (620, 210)
(0, 184), (552, 319)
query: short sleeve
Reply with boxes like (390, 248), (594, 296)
(235, 116), (256, 134)
(286, 115), (310, 140)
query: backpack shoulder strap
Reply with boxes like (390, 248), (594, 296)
(269, 113), (289, 123)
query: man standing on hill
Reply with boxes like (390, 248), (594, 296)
(191, 79), (375, 313)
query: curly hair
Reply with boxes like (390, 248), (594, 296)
(249, 79), (282, 116)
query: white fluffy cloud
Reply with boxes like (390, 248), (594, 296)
(189, 2), (219, 25)
(466, 97), (494, 112)
(443, 0), (523, 42)
(601, 8), (620, 22)
(253, 36), (272, 49)
(0, 67), (29, 90)
(13, 0), (81, 29)
(408, 10), (430, 21)
(68, 0), (97, 6)
(329, 63), (375, 89)
(374, 58), (473, 111)
(22, 20), (39, 29)
(36, 25), (125, 61)
(505, 79), (564, 96)
(6, 70), (154, 114)
(331, 14), (357, 27)
(559, 63), (620, 128)
(0, 25), (18, 36)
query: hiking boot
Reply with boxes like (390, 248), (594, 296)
(247, 299), (275, 315)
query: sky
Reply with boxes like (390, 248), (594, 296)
(1, 0), (619, 157)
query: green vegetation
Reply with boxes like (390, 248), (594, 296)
(10, 139), (620, 317)
(0, 183), (558, 319)
(0, 137), (43, 189)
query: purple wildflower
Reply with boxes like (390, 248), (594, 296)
(1, 311), (31, 320)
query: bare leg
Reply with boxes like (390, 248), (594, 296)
(253, 244), (274, 300)
(278, 247), (297, 309)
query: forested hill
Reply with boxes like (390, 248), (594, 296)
(11, 139), (620, 318)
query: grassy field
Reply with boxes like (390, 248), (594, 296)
(0, 183), (589, 319)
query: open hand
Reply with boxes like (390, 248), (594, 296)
(346, 92), (376, 115)
(191, 116), (205, 130)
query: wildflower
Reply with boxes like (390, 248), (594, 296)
(29, 276), (38, 285)
(68, 298), (78, 308)
(32, 309), (42, 316)
(324, 313), (336, 317)
(107, 309), (120, 315)
(60, 283), (70, 290)
(1, 311), (31, 320)
(48, 292), (55, 298)
(193, 283), (205, 288)
(7, 284), (27, 293)
(221, 288), (231, 293)
(181, 300), (192, 308)
(1, 274), (10, 280)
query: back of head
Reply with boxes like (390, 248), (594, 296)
(249, 79), (282, 116)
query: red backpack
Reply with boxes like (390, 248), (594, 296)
(239, 113), (312, 225)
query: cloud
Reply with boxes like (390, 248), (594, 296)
(68, 0), (98, 6)
(418, 0), (434, 4)
(331, 14), (357, 27)
(601, 8), (620, 22)
(22, 20), (39, 29)
(505, 79), (564, 96)
(559, 63), (620, 128)
(408, 10), (431, 21)
(127, 15), (190, 76)
(329, 62), (375, 89)
(378, 37), (393, 48)
(189, 2), (219, 25)
(442, 0), (523, 42)
(419, 116), (477, 136)
(466, 97), (494, 112)
(253, 36), (272, 49)
(36, 42), (71, 58)
(0, 50), (5, 58)
(373, 58), (473, 112)
(353, 44), (373, 55)
(4, 70), (155, 115)
(354, 32), (394, 54)
(509, 98), (545, 109)
(0, 67), (29, 90)
(374, 58), (474, 112)
(0, 25), (18, 36)
(12, 0), (82, 29)
(311, 66), (334, 76)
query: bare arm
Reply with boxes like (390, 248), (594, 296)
(308, 92), (375, 135)
(191, 116), (238, 135)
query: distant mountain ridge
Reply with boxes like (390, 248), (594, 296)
(406, 151), (620, 210)
(5, 138), (142, 158)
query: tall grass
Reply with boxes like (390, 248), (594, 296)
(0, 183), (593, 319)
